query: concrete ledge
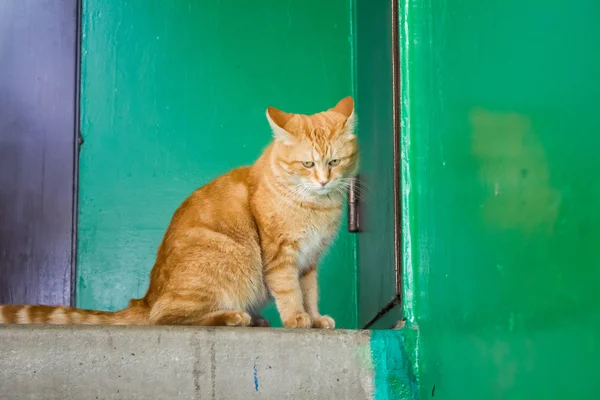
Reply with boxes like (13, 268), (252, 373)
(0, 325), (375, 400)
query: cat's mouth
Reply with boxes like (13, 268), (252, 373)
(311, 184), (339, 197)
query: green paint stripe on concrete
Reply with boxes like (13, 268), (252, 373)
(370, 330), (418, 400)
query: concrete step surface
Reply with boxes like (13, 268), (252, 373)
(0, 325), (417, 399)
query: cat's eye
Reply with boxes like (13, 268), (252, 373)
(328, 159), (341, 166)
(302, 161), (315, 168)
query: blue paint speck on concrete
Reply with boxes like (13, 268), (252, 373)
(370, 330), (418, 400)
(253, 359), (259, 392)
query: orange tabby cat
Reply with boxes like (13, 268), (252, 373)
(0, 96), (358, 329)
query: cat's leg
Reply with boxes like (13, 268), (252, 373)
(148, 295), (251, 327)
(264, 245), (311, 328)
(300, 265), (335, 329)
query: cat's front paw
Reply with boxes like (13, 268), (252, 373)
(283, 312), (312, 328)
(312, 315), (335, 329)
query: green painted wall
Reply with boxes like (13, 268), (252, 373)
(78, 0), (357, 328)
(401, 0), (600, 398)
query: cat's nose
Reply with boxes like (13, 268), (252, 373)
(319, 180), (329, 187)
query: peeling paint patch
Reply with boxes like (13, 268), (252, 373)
(370, 330), (418, 400)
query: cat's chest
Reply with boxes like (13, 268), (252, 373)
(296, 225), (336, 270)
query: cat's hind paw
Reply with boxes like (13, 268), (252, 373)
(223, 311), (252, 327)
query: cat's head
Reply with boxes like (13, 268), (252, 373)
(266, 96), (358, 197)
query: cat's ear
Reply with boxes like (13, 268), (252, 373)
(331, 96), (356, 138)
(266, 106), (296, 144)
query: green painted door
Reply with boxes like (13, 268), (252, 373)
(78, 0), (357, 328)
(355, 0), (402, 328)
(401, 0), (600, 398)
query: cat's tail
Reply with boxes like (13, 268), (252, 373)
(0, 299), (149, 325)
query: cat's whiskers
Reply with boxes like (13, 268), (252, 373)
(336, 178), (369, 205)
